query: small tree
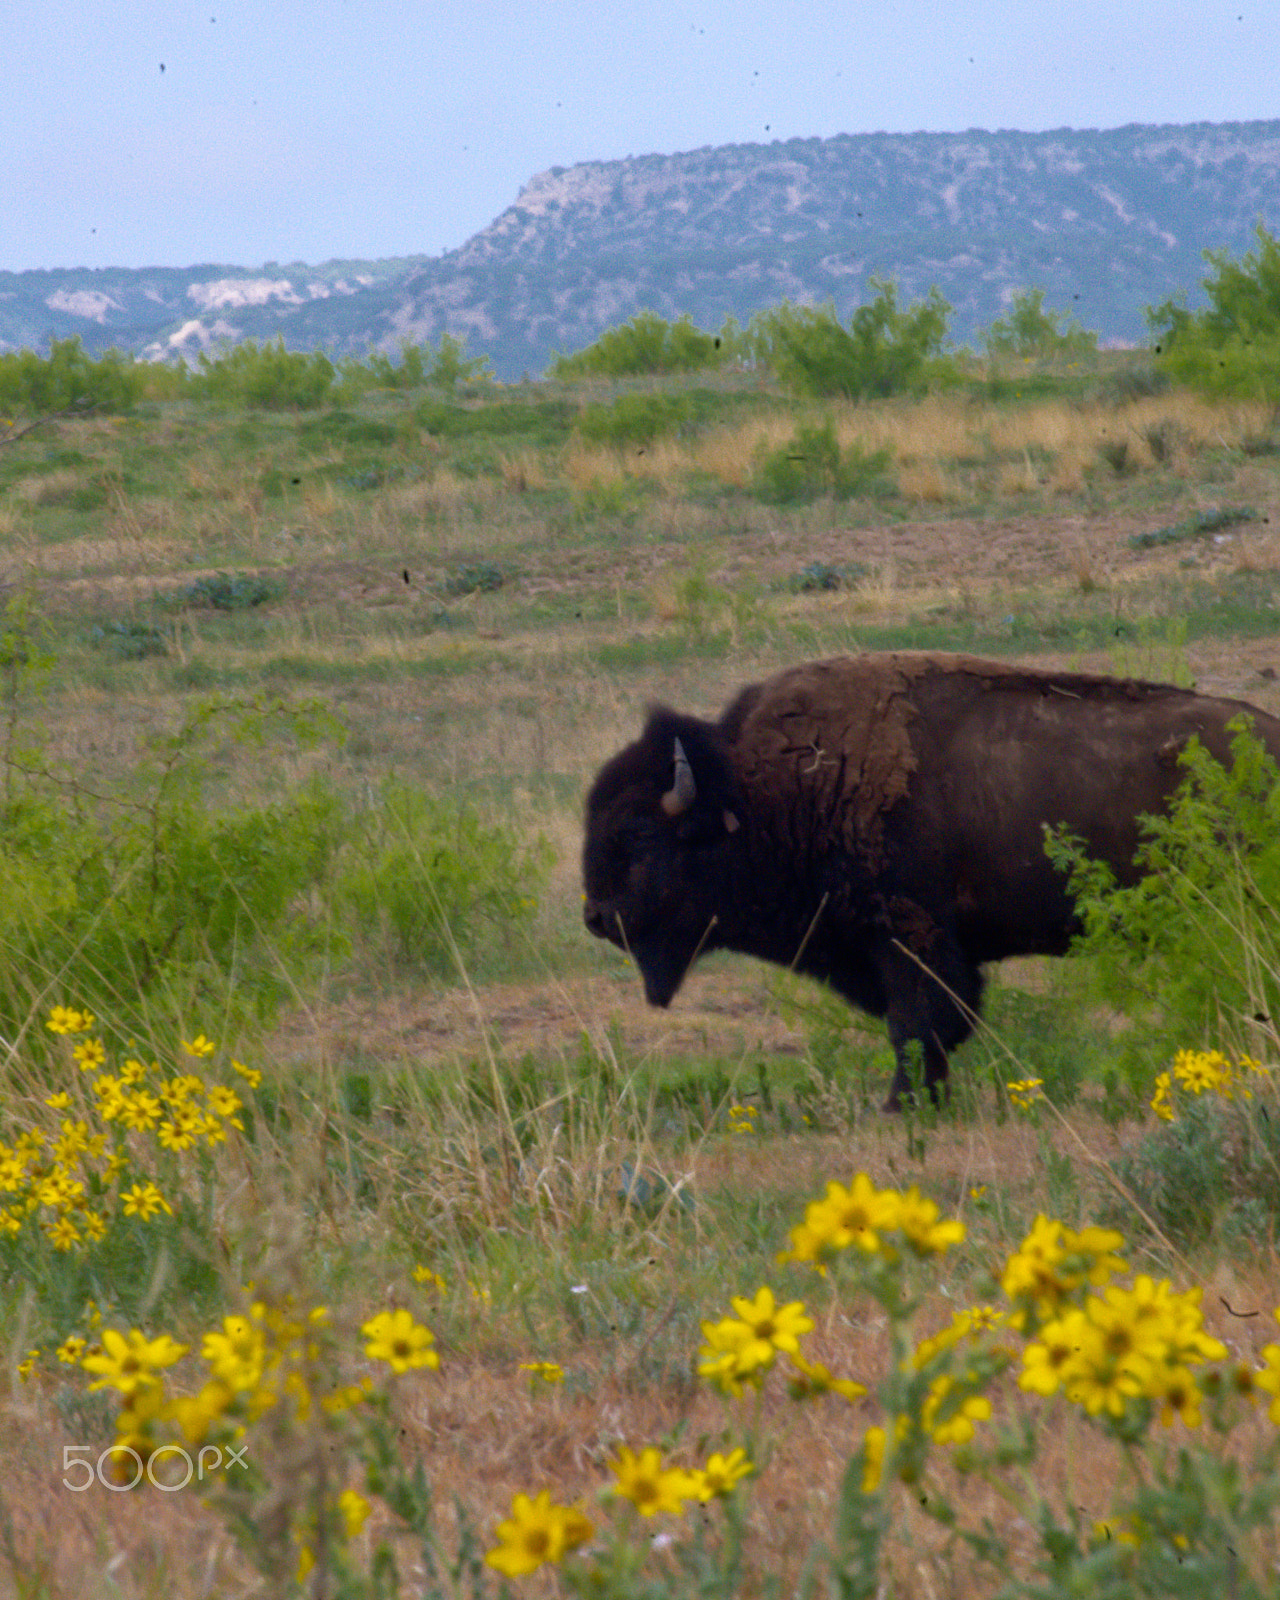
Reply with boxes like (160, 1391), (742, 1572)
(1148, 223), (1280, 402)
(749, 280), (954, 399)
(429, 332), (491, 390)
(984, 288), (1097, 360)
(550, 311), (734, 378)
(0, 336), (144, 418)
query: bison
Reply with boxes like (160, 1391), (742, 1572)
(581, 651), (1280, 1108)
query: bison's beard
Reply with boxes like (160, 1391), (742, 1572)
(630, 938), (695, 1008)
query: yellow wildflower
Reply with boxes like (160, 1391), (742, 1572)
(891, 1186), (965, 1256)
(46, 1215), (81, 1250)
(47, 1006), (94, 1035)
(778, 1173), (901, 1263)
(202, 1316), (268, 1392)
(922, 1374), (992, 1444)
(339, 1489), (372, 1539)
(609, 1445), (699, 1515)
(1007, 1077), (1045, 1111)
(83, 1328), (188, 1396)
(167, 1380), (234, 1446)
(72, 1037), (107, 1072)
(689, 1448), (753, 1499)
(485, 1490), (593, 1576)
(519, 1361), (565, 1386)
(117, 1090), (162, 1131)
(121, 1182), (172, 1221)
(1255, 1340), (1280, 1423)
(205, 1085), (244, 1126)
(182, 1034), (217, 1057)
(361, 1309), (440, 1373)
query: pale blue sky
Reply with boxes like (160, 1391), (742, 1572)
(5, 0), (1276, 273)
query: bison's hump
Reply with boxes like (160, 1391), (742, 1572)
(730, 655), (930, 854)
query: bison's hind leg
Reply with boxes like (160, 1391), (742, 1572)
(879, 934), (985, 1113)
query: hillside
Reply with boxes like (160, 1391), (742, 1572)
(3, 120), (1279, 378)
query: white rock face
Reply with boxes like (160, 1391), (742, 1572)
(187, 278), (303, 311)
(45, 289), (121, 322)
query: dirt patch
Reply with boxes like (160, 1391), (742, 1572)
(283, 964), (821, 1077)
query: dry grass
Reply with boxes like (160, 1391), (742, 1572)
(3, 377), (1280, 1594)
(7, 1079), (1278, 1598)
(580, 392), (1279, 500)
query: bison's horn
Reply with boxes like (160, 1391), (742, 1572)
(661, 737), (697, 817)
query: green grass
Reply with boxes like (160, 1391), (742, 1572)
(2, 361), (1280, 1597)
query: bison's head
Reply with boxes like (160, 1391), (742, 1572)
(582, 712), (741, 1007)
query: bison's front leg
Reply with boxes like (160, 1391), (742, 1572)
(876, 923), (983, 1112)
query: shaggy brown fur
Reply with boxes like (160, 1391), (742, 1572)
(582, 653), (1280, 1107)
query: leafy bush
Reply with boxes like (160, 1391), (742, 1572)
(414, 396), (574, 447)
(550, 311), (737, 378)
(575, 392), (694, 449)
(298, 411), (398, 447)
(1111, 1051), (1280, 1248)
(0, 336), (144, 417)
(1149, 224), (1280, 402)
(189, 337), (336, 409)
(984, 288), (1098, 360)
(332, 781), (549, 977)
(445, 561), (505, 596)
(1046, 722), (1280, 1086)
(749, 280), (956, 399)
(0, 714), (344, 1029)
(172, 571), (284, 610)
(88, 618), (169, 659)
(753, 419), (894, 504)
(790, 561), (868, 592)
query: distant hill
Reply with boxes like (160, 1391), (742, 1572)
(3, 121), (1279, 380)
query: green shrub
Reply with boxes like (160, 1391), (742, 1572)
(1046, 721), (1280, 1086)
(445, 562), (504, 596)
(190, 337), (336, 409)
(576, 393), (694, 449)
(984, 288), (1098, 360)
(88, 618), (169, 659)
(298, 411), (398, 447)
(551, 311), (736, 378)
(0, 336), (144, 417)
(1150, 224), (1280, 402)
(414, 396), (574, 446)
(0, 604), (343, 1027)
(332, 781), (550, 978)
(753, 419), (893, 504)
(749, 281), (956, 399)
(172, 571), (284, 610)
(1106, 1048), (1280, 1249)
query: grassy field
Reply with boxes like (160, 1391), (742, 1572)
(2, 354), (1279, 1596)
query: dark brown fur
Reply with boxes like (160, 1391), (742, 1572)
(582, 652), (1280, 1108)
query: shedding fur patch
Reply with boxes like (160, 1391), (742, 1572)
(733, 655), (938, 857)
